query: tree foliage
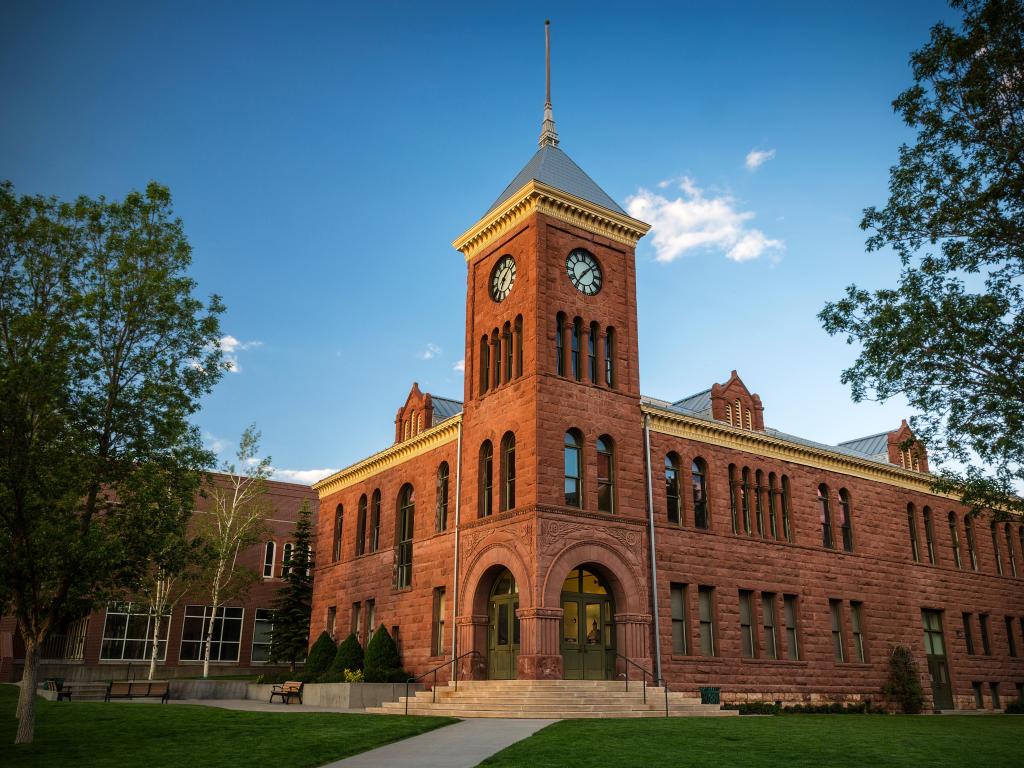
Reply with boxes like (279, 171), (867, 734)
(363, 624), (406, 683)
(329, 632), (365, 675)
(305, 631), (337, 679)
(268, 500), (314, 671)
(819, 0), (1024, 515)
(882, 645), (926, 713)
(0, 180), (224, 743)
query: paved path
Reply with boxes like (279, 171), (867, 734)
(319, 717), (557, 768)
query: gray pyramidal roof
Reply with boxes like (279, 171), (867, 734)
(485, 144), (626, 217)
(430, 396), (463, 426)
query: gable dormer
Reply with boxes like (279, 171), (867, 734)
(394, 383), (463, 443)
(709, 370), (765, 431)
(887, 419), (929, 473)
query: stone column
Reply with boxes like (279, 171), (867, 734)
(614, 612), (653, 681)
(516, 607), (563, 680)
(456, 614), (488, 680)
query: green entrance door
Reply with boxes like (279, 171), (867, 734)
(561, 567), (615, 680)
(488, 570), (520, 679)
(922, 609), (954, 710)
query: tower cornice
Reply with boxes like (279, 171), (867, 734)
(453, 179), (650, 262)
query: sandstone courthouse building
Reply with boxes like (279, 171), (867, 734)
(311, 64), (1024, 712)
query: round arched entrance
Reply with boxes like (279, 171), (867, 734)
(560, 566), (615, 679)
(487, 569), (520, 679)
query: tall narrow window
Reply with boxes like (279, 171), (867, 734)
(670, 583), (688, 655)
(980, 613), (992, 655)
(851, 601), (866, 662)
(767, 473), (778, 539)
(263, 541), (276, 578)
(829, 599), (845, 662)
(698, 586), (715, 657)
(555, 313), (565, 376)
(665, 454), (681, 524)
(480, 335), (490, 395)
(739, 590), (756, 658)
(923, 506), (936, 564)
(501, 432), (516, 512)
(783, 594), (800, 660)
(781, 476), (793, 542)
(1005, 525), (1017, 577)
(436, 462), (450, 532)
(571, 318), (582, 381)
(479, 441), (493, 518)
(1005, 616), (1017, 657)
(991, 522), (1004, 575)
(604, 327), (615, 387)
(332, 505), (343, 563)
(514, 315), (523, 377)
(949, 512), (962, 569)
(282, 542), (293, 578)
(908, 504), (921, 562)
(741, 467), (752, 535)
(728, 465), (740, 534)
(838, 489), (854, 552)
(503, 322), (513, 384)
(355, 494), (367, 556)
(366, 600), (376, 639)
(597, 436), (615, 513)
(754, 470), (765, 538)
(692, 459), (709, 530)
(588, 322), (598, 384)
(395, 485), (414, 589)
(432, 588), (446, 656)
(369, 490), (380, 553)
(819, 485), (834, 549)
(762, 593), (778, 660)
(564, 430), (582, 508)
(966, 519), (979, 570)
(351, 602), (362, 643)
(491, 330), (501, 389)
(963, 612), (976, 654)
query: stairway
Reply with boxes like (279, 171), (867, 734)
(368, 679), (736, 719)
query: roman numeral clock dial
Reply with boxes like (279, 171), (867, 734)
(490, 255), (516, 302)
(566, 248), (602, 295)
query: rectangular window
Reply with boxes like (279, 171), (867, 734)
(1017, 682), (1024, 705)
(739, 590), (756, 658)
(179, 605), (243, 662)
(432, 588), (446, 656)
(366, 599), (376, 640)
(850, 601), (866, 662)
(980, 613), (992, 655)
(100, 602), (170, 661)
(973, 681), (984, 709)
(351, 602), (362, 643)
(761, 593), (778, 660)
(1006, 616), (1018, 658)
(783, 594), (800, 660)
(829, 599), (846, 662)
(327, 606), (337, 639)
(922, 609), (946, 657)
(391, 625), (401, 654)
(963, 613), (976, 654)
(251, 609), (274, 663)
(698, 585), (715, 657)
(990, 682), (1001, 710)
(670, 583), (688, 655)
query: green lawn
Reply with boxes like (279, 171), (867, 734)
(479, 714), (1024, 768)
(0, 684), (455, 768)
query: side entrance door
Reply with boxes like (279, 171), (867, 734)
(922, 609), (954, 710)
(560, 567), (615, 680)
(488, 570), (520, 679)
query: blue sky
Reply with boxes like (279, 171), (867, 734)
(1, 1), (960, 482)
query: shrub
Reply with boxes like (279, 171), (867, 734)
(364, 624), (407, 682)
(1005, 700), (1024, 714)
(882, 645), (925, 714)
(305, 631), (338, 680)
(345, 669), (364, 683)
(330, 633), (364, 674)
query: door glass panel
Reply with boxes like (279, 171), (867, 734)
(585, 602), (601, 646)
(512, 601), (520, 645)
(604, 601), (612, 647)
(563, 601), (579, 645)
(497, 602), (509, 646)
(582, 569), (607, 594)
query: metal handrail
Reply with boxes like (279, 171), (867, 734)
(404, 650), (483, 715)
(614, 652), (653, 704)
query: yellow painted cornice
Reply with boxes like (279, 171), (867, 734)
(641, 402), (954, 498)
(453, 180), (650, 262)
(313, 415), (462, 499)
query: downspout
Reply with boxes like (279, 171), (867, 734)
(451, 417), (463, 662)
(643, 413), (663, 683)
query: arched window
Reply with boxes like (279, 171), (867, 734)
(503, 322), (513, 384)
(564, 430), (583, 508)
(332, 505), (343, 563)
(744, 409), (752, 430)
(991, 521), (1004, 575)
(597, 436), (615, 513)
(491, 329), (501, 388)
(571, 317), (582, 381)
(692, 458), (709, 529)
(555, 313), (566, 376)
(1005, 525), (1017, 577)
(514, 315), (524, 378)
(604, 327), (615, 387)
(355, 494), (367, 556)
(480, 335), (490, 395)
(282, 542), (294, 578)
(395, 485), (414, 589)
(948, 512), (962, 569)
(435, 463), (450, 532)
(263, 541), (276, 578)
(725, 403), (733, 426)
(907, 504), (920, 562)
(741, 467), (752, 535)
(767, 472), (779, 539)
(588, 322), (599, 384)
(501, 432), (516, 512)
(781, 476), (793, 541)
(479, 441), (493, 517)
(818, 485), (833, 549)
(838, 489), (854, 552)
(665, 454), (681, 524)
(369, 490), (381, 552)
(754, 470), (765, 537)
(923, 506), (936, 564)
(965, 518), (979, 570)
(728, 465), (740, 534)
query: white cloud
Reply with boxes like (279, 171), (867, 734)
(203, 431), (230, 456)
(453, 359), (465, 372)
(218, 335), (263, 373)
(272, 467), (338, 485)
(745, 148), (776, 170)
(417, 343), (442, 361)
(625, 177), (783, 264)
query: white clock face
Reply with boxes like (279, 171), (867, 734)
(566, 248), (602, 295)
(490, 255), (516, 302)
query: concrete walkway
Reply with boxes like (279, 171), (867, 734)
(319, 717), (557, 768)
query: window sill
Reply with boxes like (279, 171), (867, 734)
(739, 658), (809, 667)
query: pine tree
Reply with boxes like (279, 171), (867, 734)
(268, 500), (314, 671)
(330, 632), (365, 674)
(305, 631), (337, 679)
(364, 625), (406, 682)
(882, 645), (926, 714)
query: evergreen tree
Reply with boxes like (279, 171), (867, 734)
(268, 500), (314, 671)
(882, 645), (926, 714)
(305, 631), (337, 679)
(330, 632), (364, 674)
(364, 624), (406, 682)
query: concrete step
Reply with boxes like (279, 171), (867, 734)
(368, 706), (735, 719)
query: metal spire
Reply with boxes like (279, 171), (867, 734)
(539, 19), (559, 148)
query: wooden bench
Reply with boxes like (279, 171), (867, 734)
(104, 680), (170, 704)
(269, 681), (303, 705)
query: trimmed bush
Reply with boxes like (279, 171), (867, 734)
(1005, 700), (1024, 714)
(364, 624), (407, 683)
(305, 631), (338, 680)
(330, 633), (364, 675)
(882, 645), (925, 714)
